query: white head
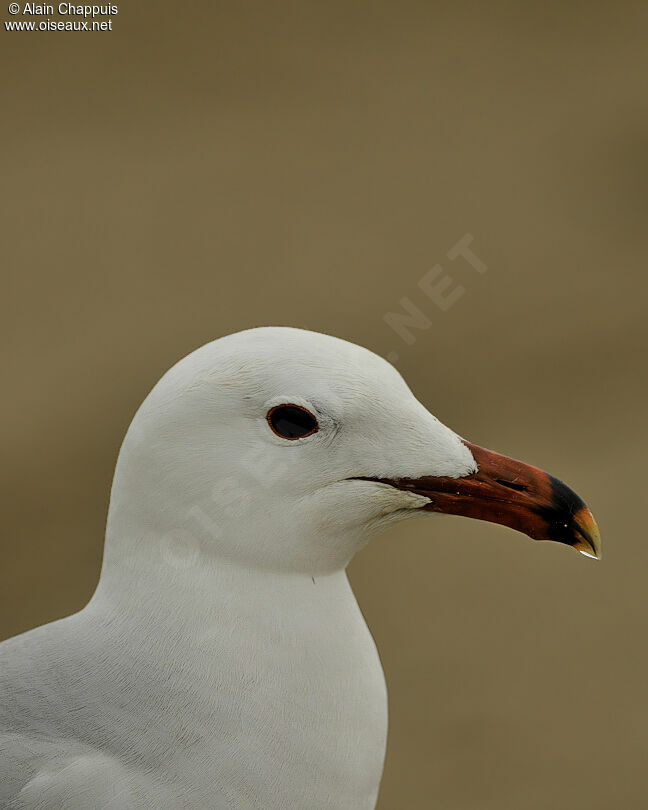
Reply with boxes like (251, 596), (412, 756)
(103, 327), (599, 587)
(104, 327), (474, 577)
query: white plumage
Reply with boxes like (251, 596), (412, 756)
(0, 327), (598, 808)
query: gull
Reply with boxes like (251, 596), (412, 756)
(0, 327), (601, 809)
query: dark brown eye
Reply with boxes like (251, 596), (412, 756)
(267, 404), (319, 440)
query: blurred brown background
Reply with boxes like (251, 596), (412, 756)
(1, 2), (646, 807)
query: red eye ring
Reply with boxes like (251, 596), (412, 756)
(267, 404), (319, 440)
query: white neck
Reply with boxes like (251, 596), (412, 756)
(87, 529), (388, 810)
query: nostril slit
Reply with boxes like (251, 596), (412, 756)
(496, 479), (528, 492)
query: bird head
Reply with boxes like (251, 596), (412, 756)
(105, 327), (600, 576)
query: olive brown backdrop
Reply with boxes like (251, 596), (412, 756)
(2, 2), (646, 808)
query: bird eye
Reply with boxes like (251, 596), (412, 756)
(267, 404), (319, 440)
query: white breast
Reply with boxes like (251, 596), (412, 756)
(180, 570), (388, 808)
(51, 568), (389, 809)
